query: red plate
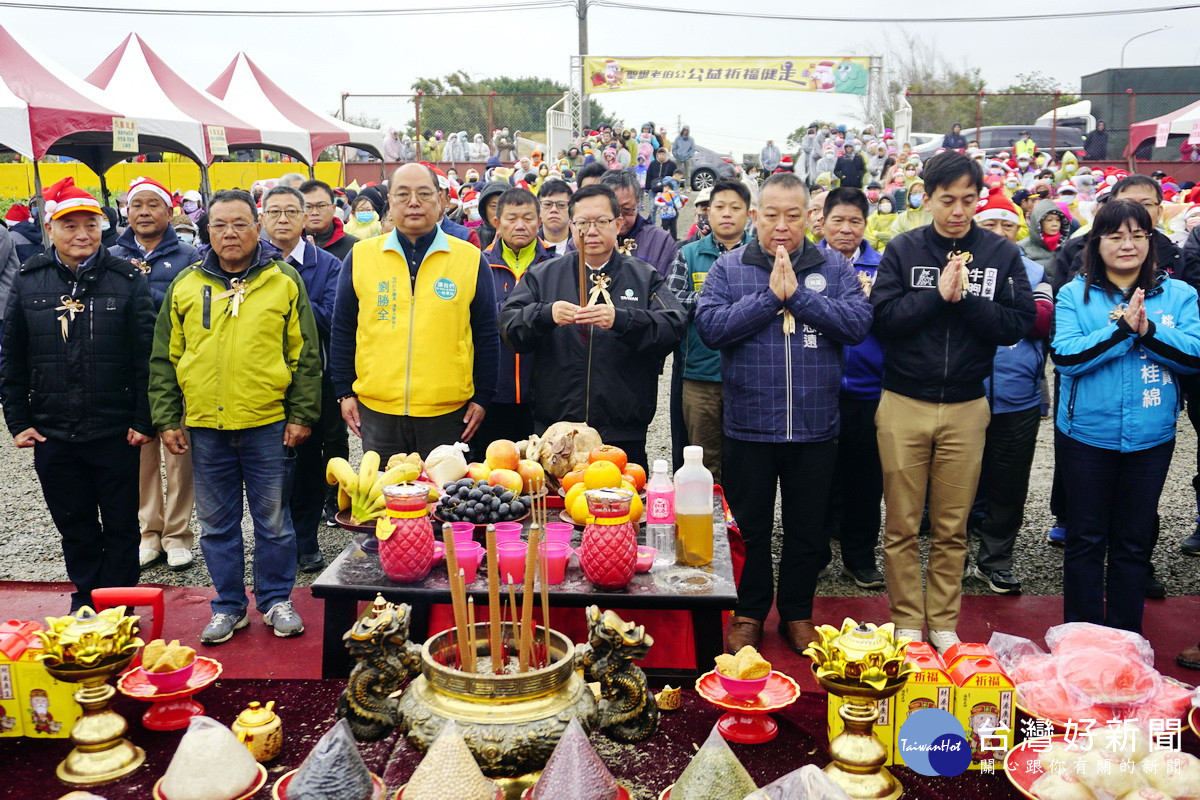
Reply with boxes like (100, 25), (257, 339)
(521, 785), (632, 800)
(273, 769), (385, 800)
(1190, 706), (1200, 739)
(1005, 734), (1070, 800)
(119, 656), (222, 701)
(659, 788), (672, 800)
(695, 670), (801, 712)
(154, 763), (266, 800)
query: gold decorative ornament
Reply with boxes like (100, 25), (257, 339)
(55, 296), (86, 342)
(654, 685), (681, 711)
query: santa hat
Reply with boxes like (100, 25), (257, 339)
(461, 189), (479, 211)
(1056, 181), (1078, 196)
(128, 176), (174, 208)
(974, 187), (1020, 225)
(4, 203), (30, 225)
(780, 155), (793, 164)
(41, 177), (102, 221)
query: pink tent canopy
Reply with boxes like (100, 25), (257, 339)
(207, 52), (382, 165)
(86, 33), (262, 164)
(1127, 98), (1200, 157)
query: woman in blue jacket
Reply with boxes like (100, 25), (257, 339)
(1052, 199), (1200, 633)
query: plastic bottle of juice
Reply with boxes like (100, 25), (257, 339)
(644, 460), (675, 567)
(673, 446), (714, 566)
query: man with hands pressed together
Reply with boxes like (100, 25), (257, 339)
(696, 172), (873, 655)
(870, 152), (1035, 654)
(149, 189), (322, 645)
(498, 184), (685, 470)
(1, 178), (156, 612)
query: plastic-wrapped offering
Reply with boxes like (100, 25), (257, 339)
(671, 724), (757, 800)
(530, 717), (618, 800)
(1016, 680), (1106, 724)
(743, 764), (851, 800)
(1012, 654), (1060, 684)
(988, 632), (1049, 673)
(160, 715), (261, 800)
(1030, 771), (1098, 800)
(1045, 624), (1154, 667)
(1055, 649), (1159, 706)
(405, 721), (497, 800)
(1097, 720), (1151, 763)
(1139, 750), (1200, 799)
(289, 719), (374, 800)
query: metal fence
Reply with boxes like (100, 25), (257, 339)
(902, 91), (1197, 163)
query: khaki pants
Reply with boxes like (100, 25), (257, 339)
(875, 391), (989, 632)
(681, 379), (723, 482)
(139, 436), (195, 552)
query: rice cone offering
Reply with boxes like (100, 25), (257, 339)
(405, 721), (497, 800)
(743, 764), (847, 799)
(160, 715), (261, 800)
(671, 724), (757, 800)
(289, 719), (374, 800)
(530, 717), (617, 800)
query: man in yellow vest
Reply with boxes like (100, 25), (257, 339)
(331, 163), (499, 461)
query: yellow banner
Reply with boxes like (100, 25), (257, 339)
(584, 56), (870, 95)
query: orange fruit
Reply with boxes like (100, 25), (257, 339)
(570, 494), (593, 525)
(584, 460), (623, 490)
(561, 468), (586, 492)
(620, 480), (637, 496)
(588, 444), (628, 473)
(564, 483), (587, 514)
(629, 492), (644, 523)
(623, 463), (647, 491)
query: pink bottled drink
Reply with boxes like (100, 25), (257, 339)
(644, 460), (675, 567)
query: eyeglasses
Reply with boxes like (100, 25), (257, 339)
(1137, 201), (1161, 209)
(617, 205), (638, 217)
(1100, 232), (1150, 245)
(208, 222), (254, 234)
(540, 201), (568, 211)
(306, 202), (332, 213)
(263, 208), (303, 219)
(571, 218), (615, 231)
(390, 189), (438, 204)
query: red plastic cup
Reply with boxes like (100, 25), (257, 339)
(542, 522), (573, 545)
(493, 522), (523, 543)
(449, 521), (475, 545)
(456, 541), (484, 583)
(538, 542), (571, 584)
(497, 541), (527, 584)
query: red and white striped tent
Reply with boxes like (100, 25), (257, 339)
(206, 52), (383, 165)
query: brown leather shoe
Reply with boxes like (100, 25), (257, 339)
(778, 619), (819, 656)
(726, 616), (764, 652)
(1178, 644), (1200, 670)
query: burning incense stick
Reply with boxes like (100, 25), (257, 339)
(485, 524), (502, 673)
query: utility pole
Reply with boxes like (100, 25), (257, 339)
(577, 0), (590, 128)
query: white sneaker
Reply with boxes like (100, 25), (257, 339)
(138, 548), (161, 568)
(928, 630), (961, 654)
(263, 600), (305, 638)
(166, 548), (194, 570)
(897, 628), (924, 644)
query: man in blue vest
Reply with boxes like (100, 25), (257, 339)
(666, 179), (752, 481)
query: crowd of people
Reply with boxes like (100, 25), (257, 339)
(4, 117), (1200, 672)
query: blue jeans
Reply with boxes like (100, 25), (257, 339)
(1056, 430), (1174, 633)
(191, 421), (297, 615)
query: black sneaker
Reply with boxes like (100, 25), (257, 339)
(971, 565), (1021, 595)
(843, 566), (886, 590)
(324, 500), (340, 527)
(298, 552), (326, 573)
(1146, 568), (1167, 599)
(1181, 528), (1200, 556)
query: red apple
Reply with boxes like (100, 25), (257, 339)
(466, 462), (490, 481)
(485, 439), (521, 472)
(488, 468), (523, 494)
(516, 459), (546, 493)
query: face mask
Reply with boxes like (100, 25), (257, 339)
(1066, 164), (1077, 173)
(867, 190), (880, 201)
(177, 231), (195, 244)
(1006, 179), (1018, 188)
(182, 201), (198, 213)
(99, 218), (111, 231)
(909, 194), (924, 208)
(355, 211), (374, 223)
(879, 203), (893, 215)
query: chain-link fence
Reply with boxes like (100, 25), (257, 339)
(341, 93), (563, 161)
(902, 91), (1198, 164)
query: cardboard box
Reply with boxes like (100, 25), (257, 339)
(0, 622), (81, 738)
(949, 655), (1015, 770)
(893, 644), (955, 769)
(827, 692), (895, 766)
(941, 642), (996, 669)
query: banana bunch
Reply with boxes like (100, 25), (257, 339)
(326, 451), (420, 523)
(387, 451), (424, 473)
(803, 618), (915, 691)
(36, 606), (144, 669)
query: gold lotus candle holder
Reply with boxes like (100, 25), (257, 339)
(805, 619), (916, 800)
(36, 606), (145, 786)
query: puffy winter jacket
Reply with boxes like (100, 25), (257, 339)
(1018, 199), (1068, 271)
(7, 221), (43, 265)
(109, 224), (199, 309)
(497, 251), (686, 440)
(484, 236), (555, 404)
(871, 222), (1036, 403)
(696, 239), (872, 443)
(1053, 272), (1200, 451)
(0, 248), (156, 441)
(817, 239), (885, 401)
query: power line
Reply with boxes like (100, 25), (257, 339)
(0, 0), (570, 16)
(589, 0), (1200, 23)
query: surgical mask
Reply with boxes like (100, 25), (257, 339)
(177, 231), (195, 244)
(1006, 179), (1018, 188)
(182, 201), (198, 213)
(867, 190), (880, 201)
(908, 194), (924, 208)
(99, 218), (111, 231)
(355, 211), (374, 223)
(1066, 164), (1077, 173)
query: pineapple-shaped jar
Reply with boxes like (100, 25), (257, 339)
(377, 483), (434, 582)
(579, 488), (638, 590)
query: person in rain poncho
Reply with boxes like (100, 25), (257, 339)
(889, 179), (931, 236)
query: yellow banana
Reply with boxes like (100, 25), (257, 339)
(337, 484), (352, 511)
(326, 457), (356, 487)
(358, 451), (381, 491)
(368, 463), (420, 499)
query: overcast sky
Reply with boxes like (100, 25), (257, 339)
(6, 0), (1200, 157)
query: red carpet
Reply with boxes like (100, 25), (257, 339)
(6, 581), (1200, 686)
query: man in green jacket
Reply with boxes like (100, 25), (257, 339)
(149, 189), (322, 645)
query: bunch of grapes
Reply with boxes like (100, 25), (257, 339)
(437, 478), (532, 524)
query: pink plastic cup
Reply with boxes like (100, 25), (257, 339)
(454, 541), (484, 583)
(537, 542), (571, 584)
(449, 521), (475, 545)
(542, 522), (574, 545)
(493, 522), (523, 543)
(497, 541), (528, 584)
